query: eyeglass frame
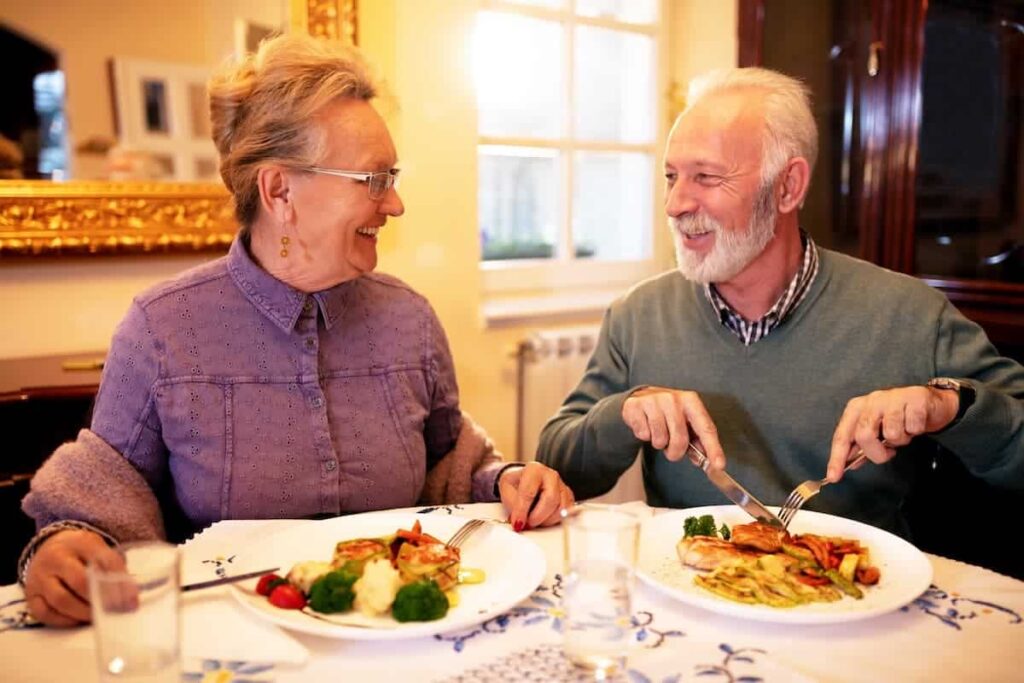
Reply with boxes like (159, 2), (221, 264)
(303, 166), (401, 200)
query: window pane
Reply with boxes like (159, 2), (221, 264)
(575, 0), (657, 24)
(475, 12), (564, 138)
(574, 26), (655, 143)
(573, 151), (652, 260)
(479, 146), (561, 261)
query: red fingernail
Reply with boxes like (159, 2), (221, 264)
(513, 521), (524, 532)
(524, 523), (533, 531)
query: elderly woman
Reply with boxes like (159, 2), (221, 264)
(20, 34), (573, 627)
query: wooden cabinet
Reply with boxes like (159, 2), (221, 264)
(0, 352), (103, 584)
(740, 0), (1024, 362)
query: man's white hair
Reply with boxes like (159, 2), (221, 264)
(685, 67), (818, 184)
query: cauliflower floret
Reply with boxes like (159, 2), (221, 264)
(286, 561), (332, 594)
(353, 558), (403, 616)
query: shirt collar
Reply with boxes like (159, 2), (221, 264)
(703, 230), (819, 343)
(226, 237), (349, 333)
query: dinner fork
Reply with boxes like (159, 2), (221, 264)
(778, 452), (869, 528)
(445, 518), (486, 549)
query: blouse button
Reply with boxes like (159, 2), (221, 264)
(325, 460), (337, 472)
(310, 396), (324, 408)
(305, 338), (316, 350)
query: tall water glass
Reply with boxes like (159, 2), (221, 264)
(87, 541), (181, 682)
(561, 504), (640, 678)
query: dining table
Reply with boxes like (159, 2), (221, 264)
(1, 501), (1021, 682)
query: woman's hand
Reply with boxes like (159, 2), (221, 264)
(497, 461), (575, 531)
(23, 529), (125, 627)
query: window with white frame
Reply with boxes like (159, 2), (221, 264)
(474, 0), (663, 297)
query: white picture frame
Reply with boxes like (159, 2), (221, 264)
(110, 57), (219, 182)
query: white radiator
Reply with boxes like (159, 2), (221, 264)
(515, 326), (645, 503)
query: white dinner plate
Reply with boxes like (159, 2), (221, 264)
(231, 512), (546, 640)
(636, 505), (932, 625)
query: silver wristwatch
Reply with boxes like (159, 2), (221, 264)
(926, 377), (975, 427)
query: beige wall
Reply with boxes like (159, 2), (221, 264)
(668, 0), (738, 107)
(0, 0), (736, 457)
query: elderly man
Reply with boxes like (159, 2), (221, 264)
(536, 67), (1024, 536)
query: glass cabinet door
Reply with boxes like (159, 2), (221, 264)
(914, 0), (1024, 283)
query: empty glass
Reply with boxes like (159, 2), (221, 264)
(561, 504), (640, 678)
(87, 541), (181, 682)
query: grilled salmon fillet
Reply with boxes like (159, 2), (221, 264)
(677, 536), (761, 571)
(730, 522), (788, 553)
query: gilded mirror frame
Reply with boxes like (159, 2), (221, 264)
(0, 0), (357, 257)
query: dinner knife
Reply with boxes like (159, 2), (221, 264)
(685, 443), (784, 528)
(181, 567), (280, 592)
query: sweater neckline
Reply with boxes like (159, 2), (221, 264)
(692, 249), (836, 354)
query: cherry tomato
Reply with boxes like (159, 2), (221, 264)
(268, 583), (307, 610)
(255, 573), (285, 596)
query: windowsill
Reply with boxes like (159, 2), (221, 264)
(481, 288), (624, 328)
(479, 257), (665, 327)
(481, 258), (657, 294)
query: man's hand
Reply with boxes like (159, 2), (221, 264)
(23, 529), (125, 627)
(498, 462), (575, 531)
(827, 385), (959, 481)
(621, 386), (725, 469)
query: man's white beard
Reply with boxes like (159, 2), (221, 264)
(669, 183), (778, 284)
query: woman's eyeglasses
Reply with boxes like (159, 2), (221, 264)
(304, 166), (400, 200)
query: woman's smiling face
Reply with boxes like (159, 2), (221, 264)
(283, 98), (404, 290)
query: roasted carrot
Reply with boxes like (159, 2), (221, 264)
(856, 566), (881, 585)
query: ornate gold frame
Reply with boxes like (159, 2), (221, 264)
(0, 0), (357, 258)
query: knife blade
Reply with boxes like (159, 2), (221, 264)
(181, 567), (280, 592)
(685, 443), (784, 527)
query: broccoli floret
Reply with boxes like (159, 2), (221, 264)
(683, 514), (719, 538)
(391, 579), (449, 622)
(719, 523), (731, 541)
(308, 568), (359, 613)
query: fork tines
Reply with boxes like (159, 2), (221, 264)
(778, 485), (814, 527)
(446, 518), (486, 549)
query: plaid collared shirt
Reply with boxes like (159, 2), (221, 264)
(704, 230), (820, 346)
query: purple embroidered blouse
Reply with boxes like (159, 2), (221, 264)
(89, 239), (499, 530)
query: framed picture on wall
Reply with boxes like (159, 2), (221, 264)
(109, 57), (219, 182)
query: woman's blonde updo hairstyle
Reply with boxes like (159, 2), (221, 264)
(208, 33), (377, 232)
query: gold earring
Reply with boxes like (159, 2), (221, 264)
(280, 235), (290, 258)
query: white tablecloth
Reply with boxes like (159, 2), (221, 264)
(2, 502), (1022, 682)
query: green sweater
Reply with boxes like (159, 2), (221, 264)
(537, 249), (1024, 536)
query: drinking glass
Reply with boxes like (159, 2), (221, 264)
(561, 504), (640, 678)
(87, 541), (181, 682)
